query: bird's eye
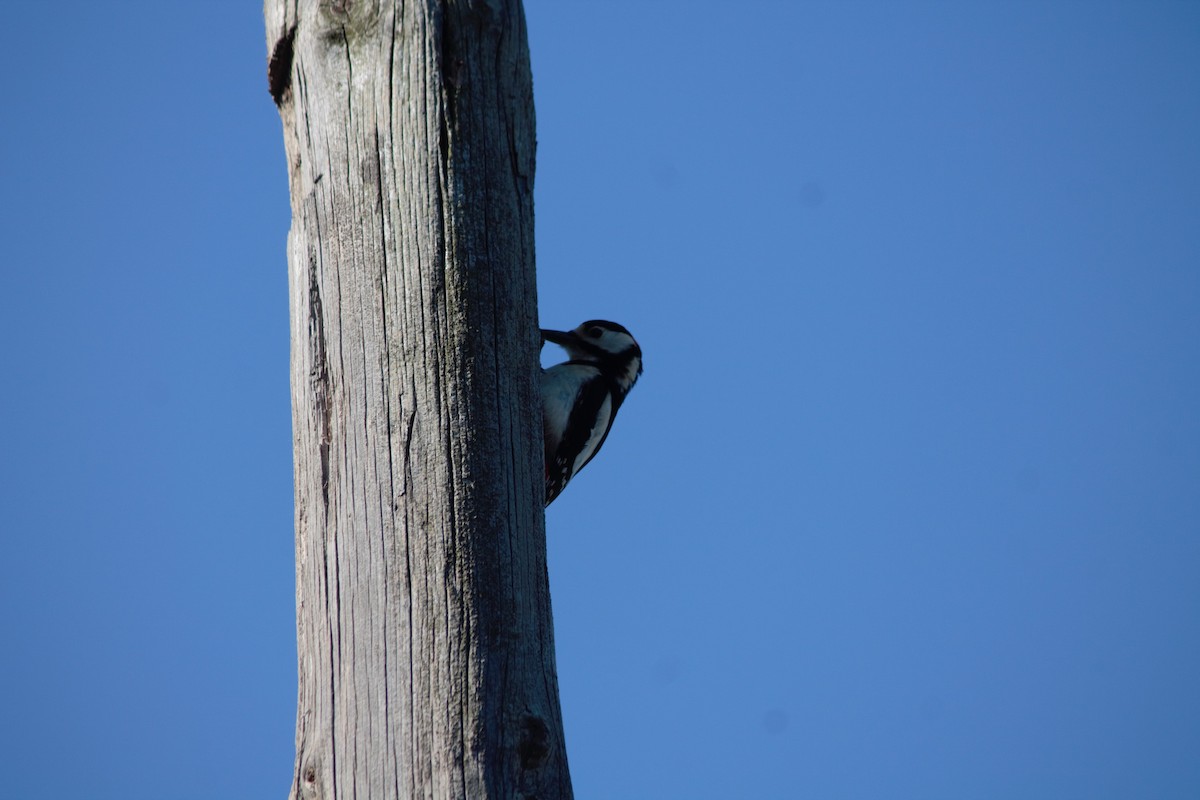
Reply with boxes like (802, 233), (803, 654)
(586, 326), (603, 338)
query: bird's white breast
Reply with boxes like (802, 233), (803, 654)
(541, 364), (598, 449)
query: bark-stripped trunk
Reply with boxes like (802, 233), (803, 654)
(263, 2), (571, 797)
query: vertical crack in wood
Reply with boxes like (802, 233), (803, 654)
(309, 249), (333, 513)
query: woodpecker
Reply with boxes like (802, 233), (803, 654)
(541, 320), (643, 505)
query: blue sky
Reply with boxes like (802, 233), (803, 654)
(2, 2), (1198, 798)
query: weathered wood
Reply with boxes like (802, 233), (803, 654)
(263, 2), (571, 797)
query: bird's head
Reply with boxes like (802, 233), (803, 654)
(542, 320), (643, 394)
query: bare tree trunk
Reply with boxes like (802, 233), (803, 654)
(263, 2), (571, 798)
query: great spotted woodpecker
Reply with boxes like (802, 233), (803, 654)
(540, 320), (643, 505)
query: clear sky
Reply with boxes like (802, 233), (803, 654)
(1, 2), (1198, 798)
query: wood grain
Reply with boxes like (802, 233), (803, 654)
(264, 2), (571, 797)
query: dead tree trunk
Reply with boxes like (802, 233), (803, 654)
(263, 2), (571, 798)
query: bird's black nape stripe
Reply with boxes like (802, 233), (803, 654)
(560, 359), (635, 408)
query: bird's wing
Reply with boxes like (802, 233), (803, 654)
(544, 370), (613, 504)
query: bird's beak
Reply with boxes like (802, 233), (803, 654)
(540, 328), (575, 347)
